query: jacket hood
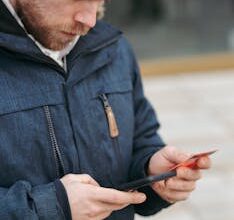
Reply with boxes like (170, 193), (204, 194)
(0, 0), (26, 37)
(0, 1), (122, 61)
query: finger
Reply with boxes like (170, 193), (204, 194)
(164, 146), (191, 164)
(98, 201), (128, 212)
(89, 201), (128, 219)
(165, 178), (196, 192)
(164, 189), (191, 202)
(93, 211), (112, 220)
(151, 181), (189, 203)
(94, 188), (146, 205)
(177, 167), (202, 181)
(151, 180), (166, 193)
(196, 156), (212, 169)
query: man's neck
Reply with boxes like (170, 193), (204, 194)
(9, 0), (16, 8)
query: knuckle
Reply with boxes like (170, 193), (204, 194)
(185, 168), (192, 177)
(191, 182), (196, 191)
(110, 193), (119, 203)
(190, 170), (201, 180)
(165, 146), (176, 153)
(180, 181), (196, 191)
(83, 174), (91, 179)
(94, 206), (102, 214)
(87, 212), (95, 218)
(82, 174), (94, 182)
(89, 206), (101, 216)
(66, 174), (75, 181)
(181, 181), (190, 190)
(199, 157), (211, 168)
(181, 193), (189, 201)
(178, 168), (188, 178)
(165, 179), (173, 189)
(132, 193), (144, 203)
(165, 193), (175, 203)
(181, 168), (193, 179)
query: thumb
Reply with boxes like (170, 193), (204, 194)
(164, 146), (191, 164)
(77, 174), (100, 186)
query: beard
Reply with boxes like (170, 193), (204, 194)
(15, 0), (90, 50)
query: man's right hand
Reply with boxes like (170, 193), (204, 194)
(60, 174), (147, 220)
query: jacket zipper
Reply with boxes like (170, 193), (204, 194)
(99, 94), (126, 186)
(43, 106), (65, 177)
(99, 94), (119, 138)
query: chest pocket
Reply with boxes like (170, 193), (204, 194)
(87, 80), (134, 187)
(0, 87), (65, 187)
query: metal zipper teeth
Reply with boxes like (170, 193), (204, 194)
(99, 94), (119, 138)
(99, 94), (124, 185)
(43, 106), (65, 177)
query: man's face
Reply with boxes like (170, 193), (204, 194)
(13, 0), (104, 50)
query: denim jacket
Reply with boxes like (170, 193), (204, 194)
(0, 2), (170, 219)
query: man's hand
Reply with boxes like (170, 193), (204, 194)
(148, 146), (212, 203)
(60, 174), (146, 220)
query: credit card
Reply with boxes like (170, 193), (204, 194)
(117, 148), (218, 191)
(169, 149), (218, 171)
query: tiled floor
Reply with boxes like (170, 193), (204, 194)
(135, 69), (234, 220)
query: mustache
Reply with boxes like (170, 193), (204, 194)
(62, 23), (90, 35)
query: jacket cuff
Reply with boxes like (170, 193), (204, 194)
(135, 186), (172, 216)
(54, 179), (72, 220)
(134, 152), (172, 216)
(32, 182), (66, 219)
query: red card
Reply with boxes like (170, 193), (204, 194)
(169, 149), (218, 171)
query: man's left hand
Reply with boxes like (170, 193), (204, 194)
(147, 146), (212, 203)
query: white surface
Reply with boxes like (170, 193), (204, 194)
(136, 69), (234, 220)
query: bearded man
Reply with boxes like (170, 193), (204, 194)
(0, 0), (211, 220)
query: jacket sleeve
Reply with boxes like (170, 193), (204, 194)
(124, 38), (171, 216)
(0, 180), (66, 220)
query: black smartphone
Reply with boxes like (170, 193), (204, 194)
(117, 170), (177, 191)
(117, 148), (218, 191)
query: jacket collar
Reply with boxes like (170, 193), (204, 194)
(0, 0), (26, 37)
(69, 21), (122, 60)
(0, 1), (122, 62)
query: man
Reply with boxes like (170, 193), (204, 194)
(0, 0), (211, 219)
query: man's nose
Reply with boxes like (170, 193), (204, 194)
(74, 5), (97, 28)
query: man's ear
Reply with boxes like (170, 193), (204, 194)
(97, 2), (105, 19)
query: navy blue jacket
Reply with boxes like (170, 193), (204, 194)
(0, 2), (170, 219)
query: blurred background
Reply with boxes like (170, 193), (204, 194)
(105, 0), (234, 62)
(104, 1), (234, 220)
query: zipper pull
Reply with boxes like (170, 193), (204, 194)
(99, 94), (119, 138)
